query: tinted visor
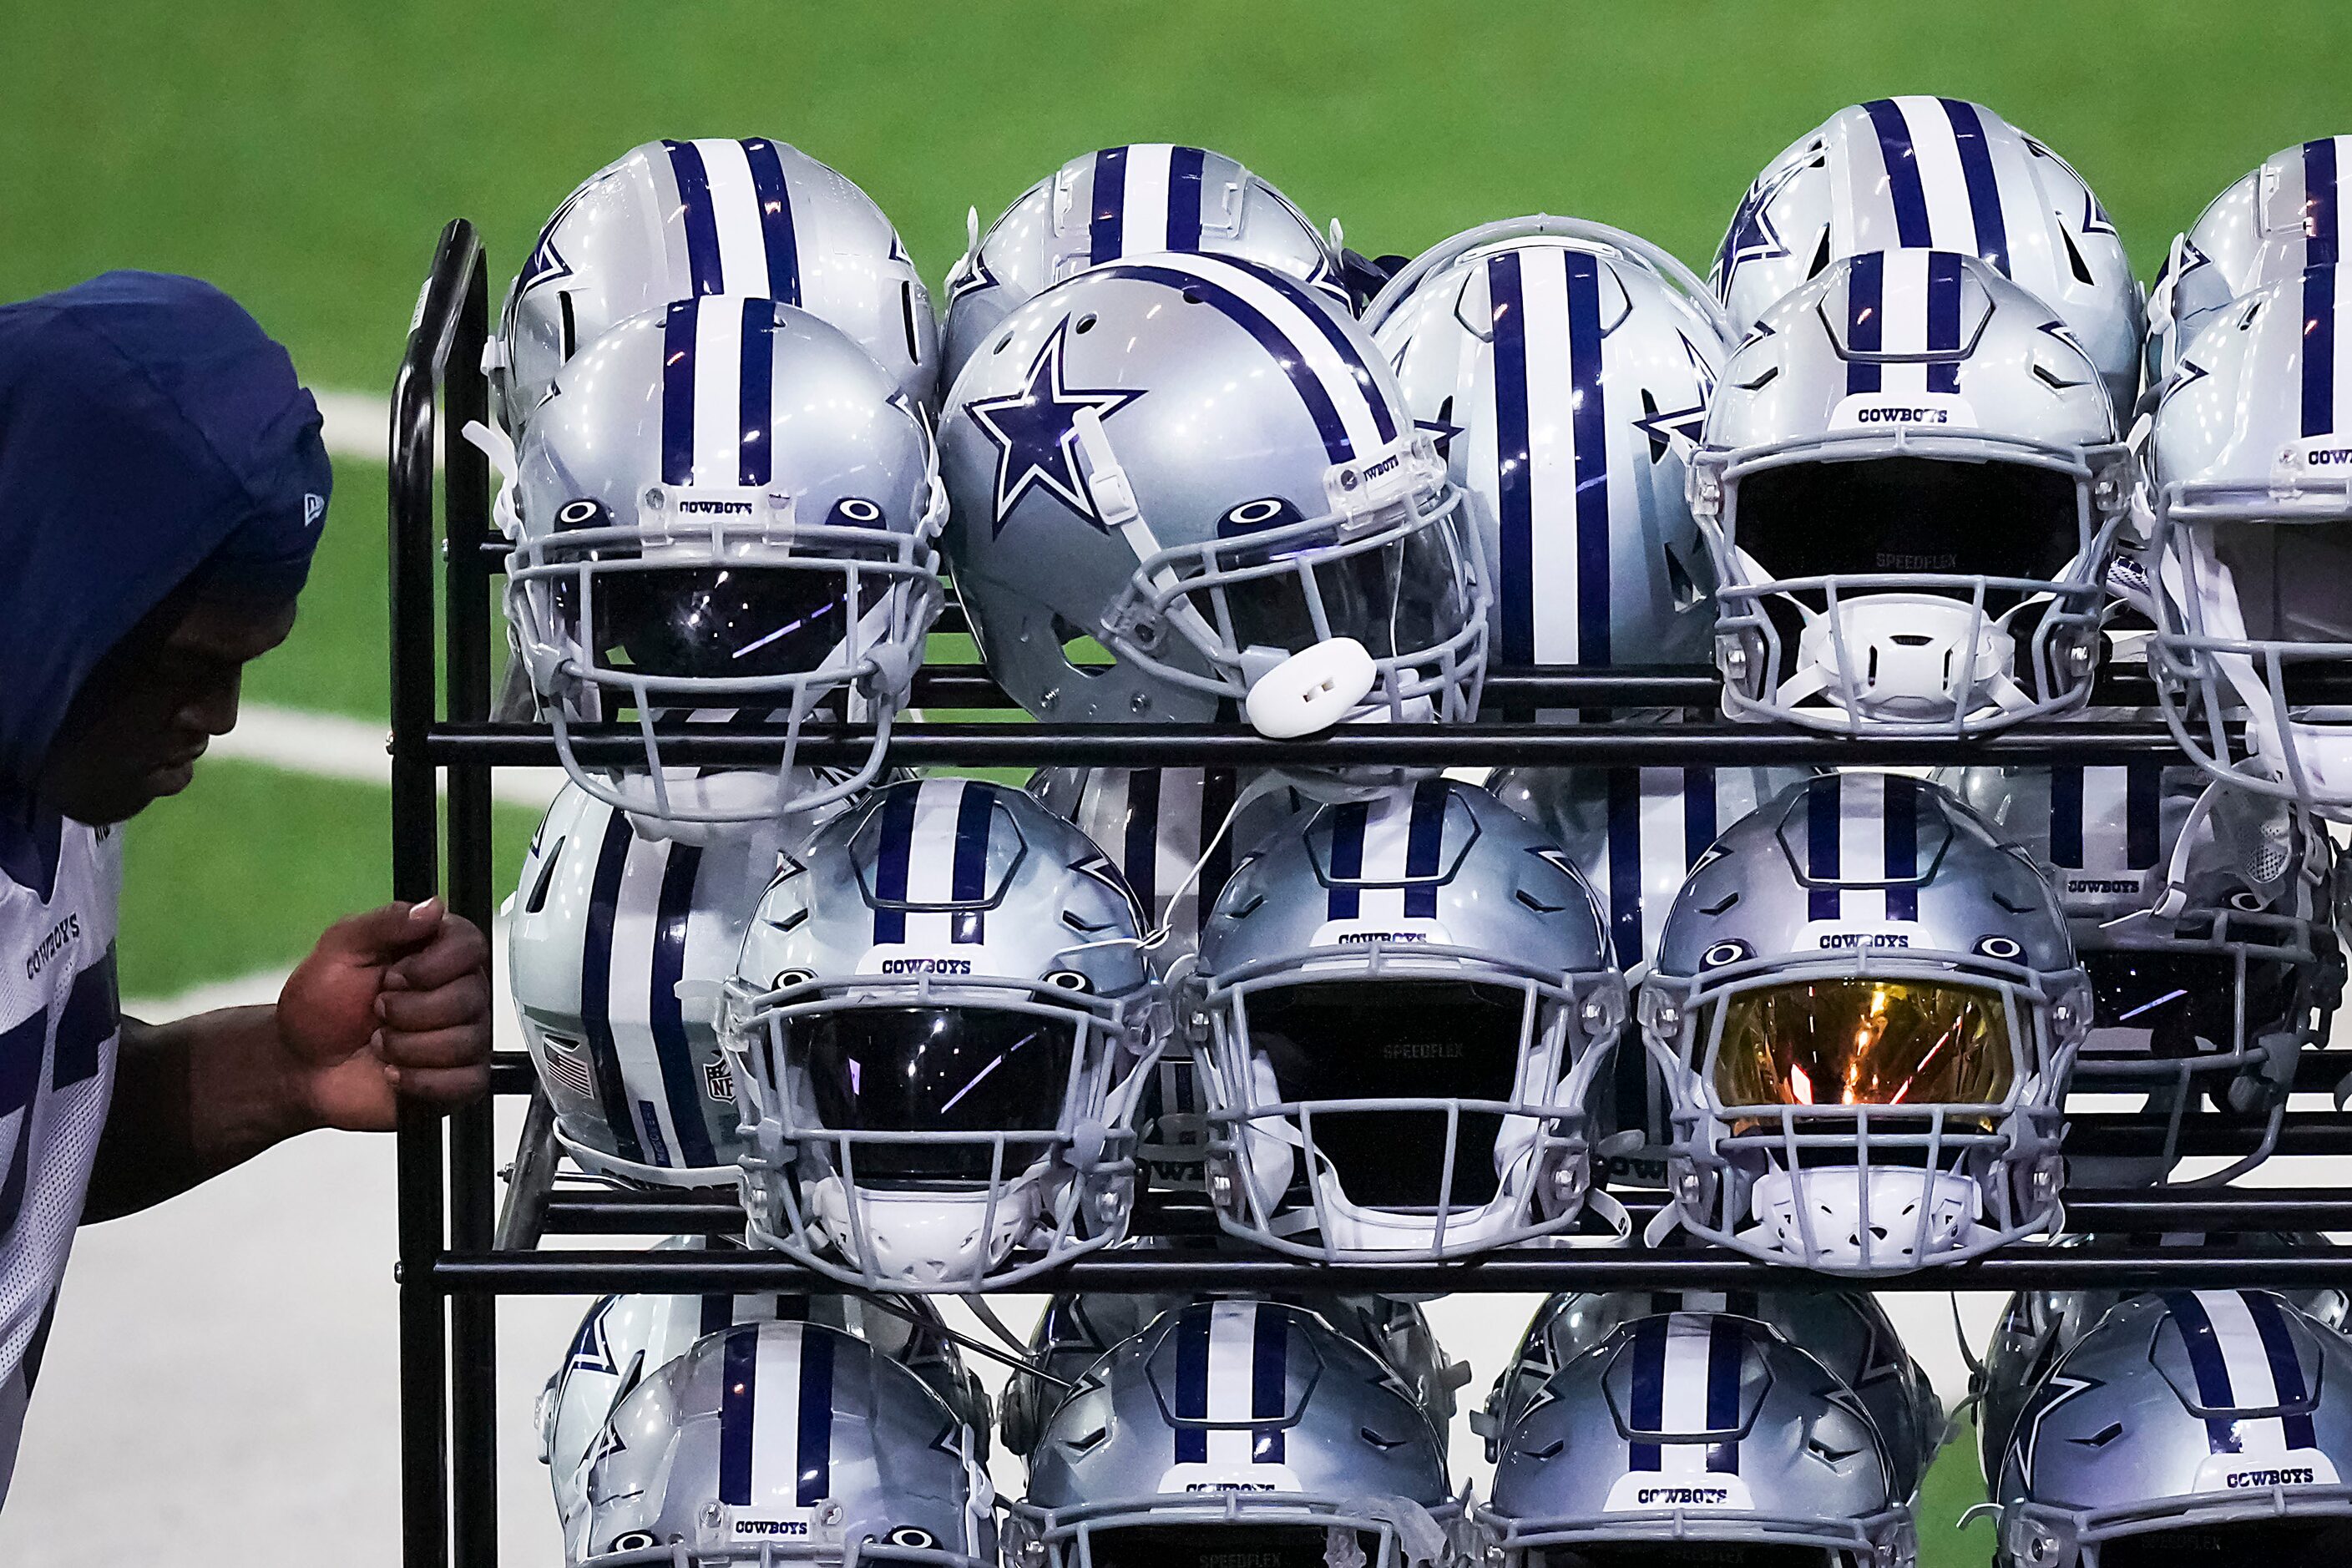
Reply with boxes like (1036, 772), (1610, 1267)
(1206, 520), (1469, 661)
(578, 565), (873, 680)
(1710, 979), (2014, 1109)
(795, 1007), (1077, 1186)
(1530, 1546), (1851, 1568)
(2081, 950), (2294, 1064)
(1251, 979), (1530, 1208)
(2209, 520), (2352, 645)
(1736, 457), (2079, 611)
(2102, 1517), (2352, 1566)
(1085, 1525), (1381, 1568)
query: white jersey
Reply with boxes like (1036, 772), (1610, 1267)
(0, 812), (122, 1503)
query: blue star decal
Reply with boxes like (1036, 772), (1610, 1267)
(946, 248), (1000, 306)
(564, 1296), (621, 1378)
(521, 181), (591, 293)
(966, 318), (1143, 536)
(1414, 417), (1464, 459)
(1715, 153), (1810, 283)
(1634, 331), (1717, 461)
(2015, 1370), (2102, 1481)
(2159, 357), (2212, 409)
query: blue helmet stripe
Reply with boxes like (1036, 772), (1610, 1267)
(1626, 1314), (1667, 1472)
(2244, 1290), (2319, 1450)
(1166, 145), (1207, 250)
(1565, 250), (1613, 665)
(796, 1325), (835, 1505)
(1403, 777), (1449, 919)
(661, 139), (726, 295)
(582, 807), (650, 1165)
(1198, 767), (1240, 934)
(718, 1325), (759, 1505)
(1940, 99), (2011, 275)
(1845, 251), (1884, 395)
(1884, 774), (1920, 923)
(1682, 767), (1719, 868)
(950, 781), (995, 944)
(1089, 146), (1130, 265)
(1925, 250), (1964, 395)
(1225, 256), (1400, 443)
(1173, 1305), (1211, 1464)
(1862, 99), (1933, 247)
(740, 137), (802, 305)
(2304, 264), (2337, 438)
(2048, 766), (2086, 868)
(1251, 1303), (1288, 1463)
(1487, 250), (1536, 665)
(1122, 769), (1162, 913)
(2308, 139), (2341, 269)
(1807, 774), (1843, 921)
(1326, 802), (1368, 919)
(700, 1293), (732, 1338)
(1606, 769), (1646, 969)
(1705, 1314), (1743, 1475)
(870, 785), (921, 943)
(2126, 763), (2162, 869)
(660, 300), (699, 486)
(649, 842), (719, 1169)
(2162, 1292), (2244, 1454)
(738, 297), (776, 487)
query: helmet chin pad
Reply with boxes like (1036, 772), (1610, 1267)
(1746, 1165), (1980, 1269)
(1783, 594), (2026, 720)
(810, 1174), (1040, 1288)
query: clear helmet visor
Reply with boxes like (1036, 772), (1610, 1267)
(1709, 978), (2015, 1111)
(577, 562), (883, 682)
(1199, 510), (1474, 664)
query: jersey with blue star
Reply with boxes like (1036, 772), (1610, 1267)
(966, 317), (1143, 535)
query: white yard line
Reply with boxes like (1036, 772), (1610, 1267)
(215, 702), (564, 812)
(315, 387), (393, 464)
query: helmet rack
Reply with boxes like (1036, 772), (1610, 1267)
(388, 221), (2352, 1567)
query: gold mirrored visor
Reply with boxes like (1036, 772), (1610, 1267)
(1710, 978), (2015, 1109)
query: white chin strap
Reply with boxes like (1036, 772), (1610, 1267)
(461, 418), (524, 539)
(1778, 592), (2029, 721)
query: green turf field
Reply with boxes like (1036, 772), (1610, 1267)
(15, 2), (2349, 1555)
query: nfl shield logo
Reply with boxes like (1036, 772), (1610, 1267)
(703, 1060), (735, 1104)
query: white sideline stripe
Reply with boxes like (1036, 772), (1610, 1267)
(215, 702), (565, 812)
(315, 388), (392, 463)
(121, 966), (294, 1024)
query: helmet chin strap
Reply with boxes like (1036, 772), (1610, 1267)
(461, 418), (524, 539)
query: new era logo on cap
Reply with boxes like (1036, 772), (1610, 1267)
(303, 492), (326, 528)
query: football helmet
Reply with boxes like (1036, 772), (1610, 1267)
(1712, 98), (2142, 420)
(2147, 137), (2352, 390)
(724, 777), (1164, 1292)
(574, 1319), (995, 1567)
(1189, 778), (1625, 1259)
(941, 144), (1346, 387)
(1477, 1308), (1916, 1565)
(506, 296), (947, 823)
(1942, 765), (2343, 1186)
(1994, 1289), (2352, 1565)
(938, 252), (1487, 731)
(1640, 772), (2092, 1274)
(1476, 1291), (1945, 1501)
(1693, 249), (2131, 736)
(1363, 217), (1731, 680)
(2144, 262), (2352, 821)
(510, 783), (799, 1187)
(496, 137), (937, 431)
(1008, 1299), (1460, 1568)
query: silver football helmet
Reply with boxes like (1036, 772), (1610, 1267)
(496, 137), (938, 432)
(1994, 1289), (2352, 1565)
(1477, 1308), (1916, 1565)
(1476, 1291), (1946, 1502)
(511, 782), (807, 1187)
(941, 144), (1346, 388)
(1189, 779), (1626, 1259)
(574, 1319), (995, 1567)
(998, 1290), (1468, 1459)
(1941, 765), (2343, 1186)
(724, 777), (1164, 1292)
(1364, 217), (1730, 680)
(1641, 772), (2092, 1274)
(506, 296), (947, 823)
(2145, 262), (2352, 822)
(938, 252), (1487, 732)
(1009, 1299), (1460, 1568)
(1694, 249), (2131, 736)
(1712, 98), (2142, 421)
(2148, 137), (2352, 390)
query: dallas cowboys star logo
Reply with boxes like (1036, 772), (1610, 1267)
(564, 1295), (622, 1378)
(1634, 331), (1717, 461)
(521, 182), (590, 293)
(1716, 154), (1809, 281)
(945, 248), (1000, 306)
(966, 318), (1143, 536)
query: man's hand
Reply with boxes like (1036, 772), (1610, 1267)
(277, 898), (493, 1132)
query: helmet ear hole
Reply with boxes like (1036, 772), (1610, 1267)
(609, 1532), (659, 1551)
(772, 968), (817, 990)
(1045, 969), (1092, 994)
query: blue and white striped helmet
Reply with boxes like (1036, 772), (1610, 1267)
(1009, 1300), (1459, 1568)
(497, 137), (938, 432)
(574, 1320), (995, 1568)
(1695, 250), (2131, 737)
(938, 253), (1487, 728)
(1190, 779), (1625, 1260)
(941, 144), (1345, 389)
(2145, 262), (2352, 823)
(1941, 765), (2342, 1186)
(506, 296), (947, 824)
(1366, 218), (1732, 680)
(1477, 1308), (1915, 1565)
(1995, 1289), (2352, 1565)
(1712, 98), (2142, 421)
(509, 783), (807, 1188)
(2149, 137), (2352, 390)
(1641, 773), (2092, 1274)
(724, 777), (1164, 1292)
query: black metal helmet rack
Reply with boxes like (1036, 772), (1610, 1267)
(388, 221), (2352, 1567)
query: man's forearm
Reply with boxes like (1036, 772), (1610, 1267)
(82, 1006), (314, 1222)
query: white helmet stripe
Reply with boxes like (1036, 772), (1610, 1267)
(1886, 96), (1979, 253)
(1204, 1300), (1264, 1465)
(689, 296), (751, 486)
(1835, 770), (1892, 923)
(1117, 143), (1176, 255)
(693, 138), (780, 304)
(608, 829), (685, 1170)
(1172, 253), (1393, 457)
